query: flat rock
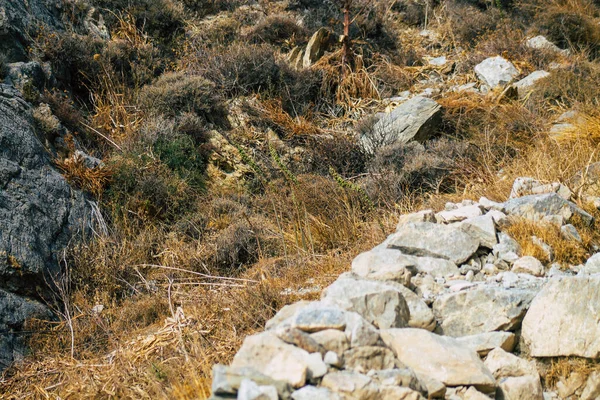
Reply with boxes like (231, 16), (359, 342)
(363, 96), (442, 153)
(397, 210), (436, 229)
(456, 331), (516, 356)
(526, 35), (565, 53)
(388, 222), (480, 264)
(265, 301), (311, 330)
(380, 328), (496, 392)
(503, 193), (594, 226)
(291, 305), (347, 333)
(322, 275), (410, 329)
(474, 56), (519, 88)
(522, 276), (600, 357)
(433, 286), (538, 337)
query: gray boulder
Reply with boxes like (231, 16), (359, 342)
(521, 276), (600, 358)
(388, 222), (480, 264)
(0, 84), (89, 369)
(433, 286), (538, 337)
(474, 56), (519, 88)
(322, 274), (410, 329)
(503, 193), (594, 225)
(381, 328), (496, 392)
(362, 96), (442, 154)
(512, 70), (550, 99)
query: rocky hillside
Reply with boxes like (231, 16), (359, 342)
(213, 182), (600, 399)
(1, 0), (600, 398)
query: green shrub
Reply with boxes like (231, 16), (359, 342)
(137, 72), (226, 123)
(105, 152), (195, 221)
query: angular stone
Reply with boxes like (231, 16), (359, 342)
(363, 96), (442, 153)
(322, 275), (410, 329)
(522, 276), (600, 357)
(474, 56), (519, 88)
(569, 162), (600, 197)
(344, 311), (381, 348)
(231, 331), (311, 388)
(512, 256), (544, 277)
(561, 224), (582, 242)
(462, 386), (491, 400)
(497, 376), (544, 400)
(456, 331), (516, 356)
(276, 327), (325, 355)
(484, 348), (539, 379)
(526, 35), (565, 53)
(391, 283), (436, 331)
(380, 328), (496, 391)
(211, 365), (292, 398)
(238, 379), (278, 400)
(512, 70), (550, 99)
(433, 286), (537, 337)
(503, 193), (594, 226)
(460, 215), (498, 249)
(303, 28), (331, 68)
(321, 371), (379, 399)
(556, 372), (586, 399)
(291, 385), (342, 400)
(436, 205), (482, 223)
(351, 248), (416, 285)
(388, 222), (480, 264)
(310, 329), (349, 356)
(343, 346), (397, 374)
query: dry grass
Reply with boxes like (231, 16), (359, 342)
(55, 153), (112, 197)
(545, 357), (600, 388)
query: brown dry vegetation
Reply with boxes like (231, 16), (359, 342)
(4, 0), (600, 397)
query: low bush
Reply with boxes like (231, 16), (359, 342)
(245, 15), (308, 48)
(444, 3), (501, 46)
(137, 72), (226, 123)
(536, 10), (600, 56)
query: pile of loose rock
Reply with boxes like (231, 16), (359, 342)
(210, 174), (600, 400)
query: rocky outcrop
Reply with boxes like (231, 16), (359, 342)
(0, 0), (65, 61)
(361, 96), (442, 154)
(0, 84), (90, 368)
(210, 175), (600, 399)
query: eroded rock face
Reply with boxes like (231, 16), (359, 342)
(0, 0), (65, 61)
(0, 84), (90, 368)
